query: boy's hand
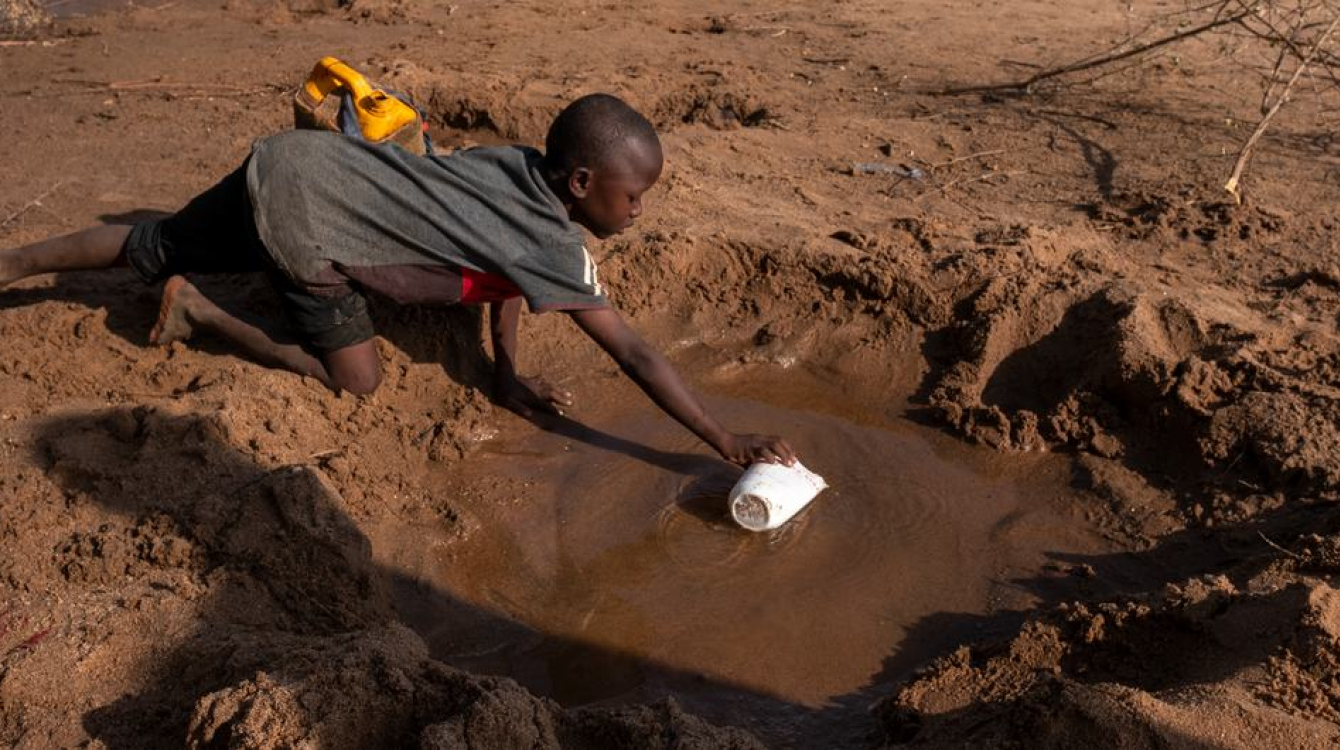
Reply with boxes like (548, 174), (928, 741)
(494, 373), (574, 418)
(717, 433), (797, 467)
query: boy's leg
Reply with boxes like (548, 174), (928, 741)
(152, 276), (382, 394)
(0, 224), (132, 288)
(2, 161), (252, 291)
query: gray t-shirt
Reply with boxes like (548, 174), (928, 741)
(245, 130), (608, 312)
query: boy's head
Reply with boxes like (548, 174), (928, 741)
(544, 93), (662, 239)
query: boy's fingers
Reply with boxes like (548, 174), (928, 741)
(755, 440), (794, 466)
(531, 381), (572, 407)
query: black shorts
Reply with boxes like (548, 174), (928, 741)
(122, 162), (375, 352)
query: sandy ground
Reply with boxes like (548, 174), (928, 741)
(3, 0), (1340, 747)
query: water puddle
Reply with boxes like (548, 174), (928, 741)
(373, 371), (1113, 746)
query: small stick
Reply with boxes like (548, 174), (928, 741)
(1225, 13), (1340, 202)
(725, 9), (793, 20)
(0, 39), (71, 47)
(1258, 531), (1300, 559)
(0, 182), (64, 232)
(51, 78), (281, 94)
(104, 80), (263, 92)
(162, 89), (277, 100)
(916, 170), (1024, 202)
(32, 86), (278, 100)
(932, 149), (1006, 169)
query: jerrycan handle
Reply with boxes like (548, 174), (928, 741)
(304, 57), (376, 106)
(302, 56), (418, 143)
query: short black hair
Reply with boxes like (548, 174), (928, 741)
(544, 93), (660, 175)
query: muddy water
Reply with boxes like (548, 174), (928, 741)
(374, 371), (1111, 747)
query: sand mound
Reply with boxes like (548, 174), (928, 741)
(878, 567), (1340, 748)
(907, 194), (1340, 513)
(0, 0), (48, 39)
(185, 623), (761, 749)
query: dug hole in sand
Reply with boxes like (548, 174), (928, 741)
(3, 0), (1340, 748)
(373, 367), (1116, 746)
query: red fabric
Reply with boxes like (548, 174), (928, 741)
(460, 266), (522, 304)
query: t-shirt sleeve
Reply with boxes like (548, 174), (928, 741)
(507, 243), (610, 313)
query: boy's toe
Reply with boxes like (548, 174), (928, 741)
(150, 277), (195, 345)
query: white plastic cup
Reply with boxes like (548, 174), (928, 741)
(729, 460), (829, 532)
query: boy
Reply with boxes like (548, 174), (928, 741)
(0, 93), (795, 467)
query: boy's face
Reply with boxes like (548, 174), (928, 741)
(566, 139), (663, 239)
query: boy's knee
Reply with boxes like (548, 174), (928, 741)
(334, 367), (382, 395)
(323, 341), (382, 395)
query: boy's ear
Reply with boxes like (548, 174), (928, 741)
(568, 167), (594, 199)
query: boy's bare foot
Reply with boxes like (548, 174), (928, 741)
(149, 276), (198, 345)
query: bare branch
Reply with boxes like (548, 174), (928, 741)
(1225, 10), (1340, 200)
(1260, 28), (1295, 111)
(934, 1), (1261, 96)
(1232, 0), (1340, 94)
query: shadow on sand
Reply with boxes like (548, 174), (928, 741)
(33, 407), (811, 748)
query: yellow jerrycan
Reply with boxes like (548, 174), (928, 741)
(293, 56), (427, 155)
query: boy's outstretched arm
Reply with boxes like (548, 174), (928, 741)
(490, 297), (574, 417)
(568, 307), (795, 466)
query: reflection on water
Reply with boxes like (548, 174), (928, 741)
(372, 372), (1110, 747)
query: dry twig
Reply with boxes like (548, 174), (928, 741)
(916, 170), (1025, 202)
(0, 182), (64, 233)
(1258, 531), (1301, 559)
(931, 149), (1007, 169)
(0, 39), (71, 47)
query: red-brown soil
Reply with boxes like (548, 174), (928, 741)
(3, 1), (1340, 748)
